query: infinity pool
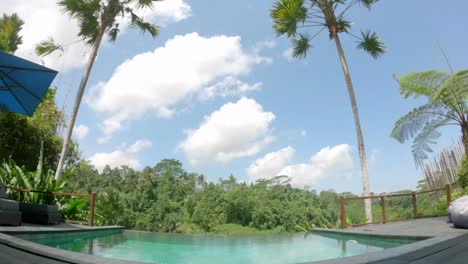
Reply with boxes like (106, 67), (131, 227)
(15, 230), (422, 264)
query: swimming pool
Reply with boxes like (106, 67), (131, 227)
(15, 230), (423, 264)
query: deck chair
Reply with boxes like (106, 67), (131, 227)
(0, 180), (21, 226)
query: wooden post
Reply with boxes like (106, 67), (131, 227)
(340, 196), (346, 229)
(446, 184), (452, 205)
(381, 196), (386, 224)
(89, 193), (95, 226)
(412, 193), (417, 218)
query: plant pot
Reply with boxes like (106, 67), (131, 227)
(19, 202), (61, 225)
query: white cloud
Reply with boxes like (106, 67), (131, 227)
(88, 139), (152, 172)
(199, 76), (262, 101)
(247, 144), (354, 188)
(180, 98), (275, 166)
(247, 147), (295, 183)
(282, 48), (294, 62)
(4, 0), (191, 70)
(87, 33), (271, 142)
(73, 125), (89, 139)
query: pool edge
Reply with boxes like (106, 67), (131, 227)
(305, 228), (468, 264)
(0, 228), (147, 264)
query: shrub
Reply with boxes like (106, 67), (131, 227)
(457, 156), (468, 189)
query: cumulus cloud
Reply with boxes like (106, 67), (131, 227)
(4, 0), (191, 70)
(87, 33), (271, 142)
(247, 144), (354, 188)
(247, 147), (295, 183)
(73, 124), (89, 139)
(88, 139), (152, 172)
(179, 98), (275, 166)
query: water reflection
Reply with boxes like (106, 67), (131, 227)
(16, 230), (420, 264)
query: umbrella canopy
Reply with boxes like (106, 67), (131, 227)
(0, 51), (58, 116)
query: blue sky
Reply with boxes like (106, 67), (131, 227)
(6, 0), (468, 194)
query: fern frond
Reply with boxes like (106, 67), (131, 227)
(412, 117), (450, 165)
(391, 103), (445, 143)
(396, 70), (450, 99)
(433, 69), (468, 111)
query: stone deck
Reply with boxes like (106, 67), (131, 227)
(311, 217), (468, 263)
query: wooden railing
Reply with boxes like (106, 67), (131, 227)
(6, 186), (95, 226)
(340, 184), (452, 229)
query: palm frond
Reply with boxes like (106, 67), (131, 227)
(336, 19), (351, 33)
(291, 34), (311, 58)
(59, 0), (101, 44)
(391, 103), (445, 143)
(137, 0), (159, 9)
(358, 0), (379, 9)
(271, 0), (307, 37)
(396, 70), (450, 99)
(356, 30), (385, 59)
(0, 13), (25, 52)
(411, 117), (450, 165)
(35, 37), (64, 56)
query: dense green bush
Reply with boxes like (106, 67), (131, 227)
(457, 156), (468, 189)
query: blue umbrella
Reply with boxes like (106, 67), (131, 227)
(0, 51), (58, 116)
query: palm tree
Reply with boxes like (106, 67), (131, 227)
(36, 0), (160, 180)
(270, 0), (385, 222)
(392, 70), (468, 164)
(0, 13), (24, 53)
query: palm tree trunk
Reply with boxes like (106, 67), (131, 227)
(462, 122), (468, 158)
(332, 31), (372, 223)
(54, 27), (106, 180)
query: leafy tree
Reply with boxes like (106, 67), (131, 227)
(0, 89), (76, 171)
(36, 0), (160, 180)
(391, 70), (468, 163)
(62, 158), (435, 233)
(270, 0), (385, 222)
(0, 13), (24, 53)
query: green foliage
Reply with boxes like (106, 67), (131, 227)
(65, 160), (343, 233)
(270, 0), (385, 59)
(457, 156), (468, 189)
(35, 37), (64, 56)
(59, 196), (89, 221)
(392, 70), (468, 164)
(429, 188), (468, 216)
(38, 0), (159, 55)
(0, 13), (24, 53)
(62, 159), (449, 234)
(0, 143), (72, 204)
(357, 30), (385, 58)
(0, 89), (79, 171)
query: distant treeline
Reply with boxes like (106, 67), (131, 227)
(66, 159), (438, 234)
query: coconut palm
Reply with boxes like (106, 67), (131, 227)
(36, 0), (160, 180)
(270, 0), (385, 222)
(392, 70), (468, 164)
(0, 13), (24, 53)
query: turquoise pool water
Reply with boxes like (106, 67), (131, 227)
(15, 230), (422, 264)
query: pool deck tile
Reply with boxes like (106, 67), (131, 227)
(311, 217), (468, 264)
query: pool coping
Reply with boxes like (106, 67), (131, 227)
(305, 228), (468, 263)
(0, 226), (146, 264)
